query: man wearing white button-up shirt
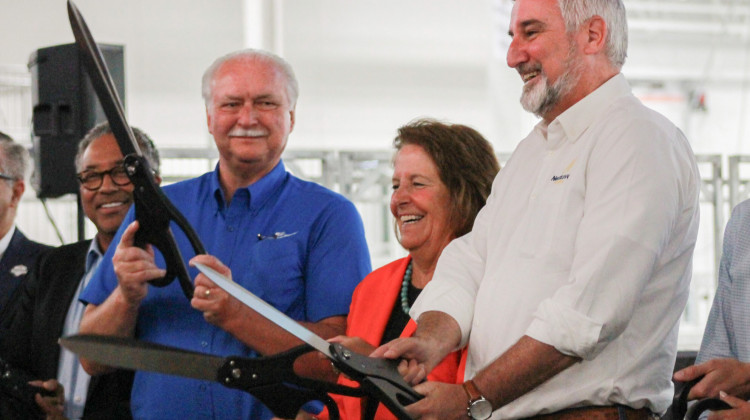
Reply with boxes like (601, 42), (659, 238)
(373, 0), (700, 419)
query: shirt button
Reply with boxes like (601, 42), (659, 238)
(201, 341), (208, 347)
(227, 226), (235, 232)
(74, 396), (83, 403)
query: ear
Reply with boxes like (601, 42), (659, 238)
(582, 15), (607, 55)
(206, 108), (213, 135)
(289, 109), (295, 133)
(10, 180), (24, 208)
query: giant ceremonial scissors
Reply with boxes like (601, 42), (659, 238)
(61, 263), (423, 419)
(64, 3), (423, 417)
(67, 0), (204, 299)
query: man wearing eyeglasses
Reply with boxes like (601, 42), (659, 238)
(0, 131), (51, 317)
(0, 122), (160, 419)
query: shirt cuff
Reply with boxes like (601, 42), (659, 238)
(526, 299), (603, 360)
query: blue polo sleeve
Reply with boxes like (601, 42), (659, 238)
(304, 197), (371, 322)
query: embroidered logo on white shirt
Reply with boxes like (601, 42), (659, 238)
(551, 159), (576, 184)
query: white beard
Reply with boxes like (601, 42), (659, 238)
(520, 74), (555, 116)
(519, 45), (583, 119)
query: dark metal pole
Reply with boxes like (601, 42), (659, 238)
(77, 191), (85, 242)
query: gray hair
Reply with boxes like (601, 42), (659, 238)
(75, 121), (161, 175)
(0, 133), (29, 181)
(201, 49), (299, 111)
(558, 0), (628, 69)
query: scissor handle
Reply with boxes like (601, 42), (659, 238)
(330, 343), (422, 420)
(672, 377), (732, 419)
(684, 397), (731, 419)
(126, 155), (205, 299)
(219, 344), (367, 420)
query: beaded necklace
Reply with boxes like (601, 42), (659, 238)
(400, 261), (413, 314)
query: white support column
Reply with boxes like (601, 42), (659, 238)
(241, 0), (282, 52)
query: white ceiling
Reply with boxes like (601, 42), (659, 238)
(628, 0), (750, 41)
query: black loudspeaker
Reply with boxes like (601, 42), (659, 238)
(28, 43), (125, 198)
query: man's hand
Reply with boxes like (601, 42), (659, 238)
(405, 381), (467, 420)
(79, 220), (164, 375)
(370, 336), (440, 385)
(674, 359), (750, 400)
(186, 254), (345, 361)
(707, 391), (750, 419)
(189, 254), (245, 329)
(371, 311), (461, 385)
(29, 379), (66, 420)
(112, 221), (166, 306)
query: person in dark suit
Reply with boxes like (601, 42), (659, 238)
(0, 122), (161, 419)
(0, 130), (52, 315)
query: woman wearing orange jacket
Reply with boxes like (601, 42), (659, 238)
(318, 119), (499, 419)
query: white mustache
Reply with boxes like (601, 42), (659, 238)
(228, 128), (269, 137)
(517, 63), (541, 75)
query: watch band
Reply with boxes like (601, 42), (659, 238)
(462, 379), (493, 420)
(462, 379), (483, 402)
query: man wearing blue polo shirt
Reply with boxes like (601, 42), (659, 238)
(77, 49), (371, 420)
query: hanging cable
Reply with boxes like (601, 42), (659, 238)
(40, 197), (65, 245)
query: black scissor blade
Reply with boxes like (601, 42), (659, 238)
(194, 263), (421, 420)
(67, 0), (203, 300)
(60, 334), (224, 381)
(67, 0), (141, 157)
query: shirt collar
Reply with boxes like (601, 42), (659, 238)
(85, 238), (104, 274)
(211, 160), (287, 211)
(0, 225), (17, 259)
(534, 73), (631, 148)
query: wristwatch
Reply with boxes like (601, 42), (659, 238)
(462, 379), (493, 420)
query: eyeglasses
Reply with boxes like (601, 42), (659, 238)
(0, 173), (16, 182)
(77, 165), (131, 191)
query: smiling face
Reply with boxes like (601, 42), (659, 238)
(78, 133), (134, 247)
(390, 144), (454, 262)
(506, 0), (586, 121)
(206, 57), (295, 187)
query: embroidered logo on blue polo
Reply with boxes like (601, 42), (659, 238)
(551, 159), (576, 184)
(257, 231), (298, 241)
